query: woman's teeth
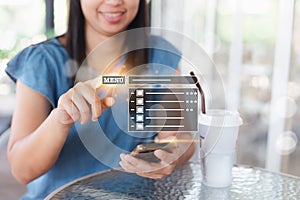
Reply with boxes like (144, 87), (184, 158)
(103, 13), (122, 18)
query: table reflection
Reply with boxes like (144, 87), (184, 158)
(46, 163), (300, 200)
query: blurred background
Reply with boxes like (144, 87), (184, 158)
(0, 0), (299, 199)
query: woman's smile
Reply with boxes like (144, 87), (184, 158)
(100, 11), (126, 23)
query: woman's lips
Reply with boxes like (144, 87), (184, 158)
(101, 12), (125, 23)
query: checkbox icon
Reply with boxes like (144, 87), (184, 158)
(136, 106), (144, 113)
(136, 89), (144, 97)
(136, 123), (144, 130)
(136, 114), (144, 122)
(136, 98), (144, 105)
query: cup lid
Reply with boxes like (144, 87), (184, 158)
(199, 109), (243, 127)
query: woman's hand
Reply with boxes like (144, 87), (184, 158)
(119, 150), (176, 179)
(57, 79), (114, 125)
(119, 133), (195, 179)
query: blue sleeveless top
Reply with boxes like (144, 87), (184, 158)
(6, 37), (181, 200)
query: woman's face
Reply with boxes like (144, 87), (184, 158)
(81, 0), (140, 37)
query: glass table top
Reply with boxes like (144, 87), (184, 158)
(46, 162), (300, 200)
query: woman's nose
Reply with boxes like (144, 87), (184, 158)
(104, 0), (123, 6)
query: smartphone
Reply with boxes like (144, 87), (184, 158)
(131, 142), (177, 163)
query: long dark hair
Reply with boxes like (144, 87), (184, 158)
(64, 0), (150, 71)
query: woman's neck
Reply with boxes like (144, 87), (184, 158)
(85, 26), (126, 71)
(85, 30), (108, 55)
(85, 25), (125, 55)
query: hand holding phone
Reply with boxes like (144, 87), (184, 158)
(131, 142), (177, 163)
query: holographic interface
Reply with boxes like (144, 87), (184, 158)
(128, 76), (199, 132)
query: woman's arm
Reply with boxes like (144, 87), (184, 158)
(7, 81), (72, 184)
(7, 80), (114, 184)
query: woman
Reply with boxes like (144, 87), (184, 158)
(6, 0), (195, 199)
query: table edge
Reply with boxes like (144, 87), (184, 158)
(45, 163), (300, 199)
(45, 167), (122, 200)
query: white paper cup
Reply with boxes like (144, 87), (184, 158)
(199, 109), (242, 188)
